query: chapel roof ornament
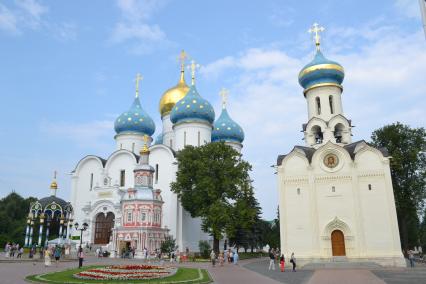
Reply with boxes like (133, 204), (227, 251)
(219, 88), (229, 109)
(135, 73), (143, 98)
(187, 59), (200, 86)
(308, 23), (325, 51)
(141, 135), (150, 155)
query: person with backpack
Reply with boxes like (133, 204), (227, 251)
(290, 252), (296, 272)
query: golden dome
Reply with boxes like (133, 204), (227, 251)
(159, 61), (190, 117)
(50, 180), (58, 189)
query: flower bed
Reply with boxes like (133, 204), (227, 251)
(73, 264), (177, 280)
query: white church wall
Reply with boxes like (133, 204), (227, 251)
(71, 157), (104, 226)
(173, 122), (212, 151)
(149, 145), (178, 240)
(105, 151), (138, 189)
(161, 114), (175, 148)
(305, 86), (343, 121)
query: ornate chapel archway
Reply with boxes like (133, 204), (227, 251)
(94, 212), (115, 244)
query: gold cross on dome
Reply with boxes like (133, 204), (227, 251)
(308, 23), (325, 51)
(219, 88), (229, 109)
(187, 59), (201, 85)
(135, 73), (143, 98)
(179, 50), (187, 70)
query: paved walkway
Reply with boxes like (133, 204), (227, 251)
(308, 269), (385, 284)
(1, 255), (426, 284)
(0, 255), (278, 284)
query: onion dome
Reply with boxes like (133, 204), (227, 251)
(212, 108), (244, 143)
(170, 84), (215, 125)
(159, 70), (189, 118)
(114, 97), (155, 136)
(159, 51), (190, 117)
(298, 50), (344, 91)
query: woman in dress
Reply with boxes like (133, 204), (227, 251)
(280, 254), (285, 272)
(44, 248), (51, 267)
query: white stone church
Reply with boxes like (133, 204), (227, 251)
(70, 54), (244, 256)
(276, 24), (405, 267)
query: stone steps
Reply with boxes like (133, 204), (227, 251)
(302, 261), (383, 269)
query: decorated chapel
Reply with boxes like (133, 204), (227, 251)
(276, 24), (405, 267)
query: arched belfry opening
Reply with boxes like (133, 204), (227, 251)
(312, 125), (323, 144)
(94, 212), (115, 244)
(334, 123), (345, 143)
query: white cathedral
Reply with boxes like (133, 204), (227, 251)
(277, 24), (405, 266)
(70, 54), (245, 256)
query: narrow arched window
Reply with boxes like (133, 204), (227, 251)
(332, 186), (335, 192)
(316, 97), (321, 115)
(197, 131), (201, 146)
(329, 95), (334, 114)
(368, 184), (372, 191)
(184, 131), (187, 146)
(297, 188), (300, 195)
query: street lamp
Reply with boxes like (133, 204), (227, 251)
(74, 222), (88, 247)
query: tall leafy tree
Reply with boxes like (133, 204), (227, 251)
(171, 142), (256, 253)
(371, 122), (426, 249)
(0, 192), (36, 247)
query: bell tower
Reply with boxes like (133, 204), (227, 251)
(299, 23), (352, 147)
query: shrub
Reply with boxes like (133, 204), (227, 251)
(198, 240), (210, 259)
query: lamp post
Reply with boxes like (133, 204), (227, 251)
(74, 222), (89, 248)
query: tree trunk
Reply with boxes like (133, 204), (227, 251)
(213, 237), (220, 254)
(399, 216), (408, 251)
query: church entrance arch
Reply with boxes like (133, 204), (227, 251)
(331, 230), (346, 256)
(94, 212), (115, 244)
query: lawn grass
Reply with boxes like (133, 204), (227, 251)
(26, 266), (212, 284)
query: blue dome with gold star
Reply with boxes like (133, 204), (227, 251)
(298, 50), (344, 91)
(212, 108), (244, 143)
(170, 85), (215, 125)
(114, 97), (155, 136)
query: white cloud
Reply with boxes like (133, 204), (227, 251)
(395, 0), (421, 19)
(0, 0), (77, 41)
(40, 119), (114, 149)
(111, 0), (169, 54)
(202, 24), (426, 219)
(15, 0), (48, 22)
(0, 4), (19, 34)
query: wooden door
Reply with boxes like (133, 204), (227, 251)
(331, 230), (346, 256)
(94, 212), (115, 244)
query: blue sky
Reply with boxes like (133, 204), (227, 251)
(0, 0), (425, 220)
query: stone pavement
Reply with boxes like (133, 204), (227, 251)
(1, 255), (426, 284)
(0, 255), (279, 284)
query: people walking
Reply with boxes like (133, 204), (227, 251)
(268, 249), (276, 270)
(44, 248), (51, 267)
(280, 254), (285, 272)
(17, 247), (24, 258)
(78, 247), (84, 268)
(54, 246), (61, 267)
(219, 251), (224, 266)
(408, 250), (415, 268)
(290, 252), (296, 272)
(210, 250), (216, 267)
(233, 250), (239, 265)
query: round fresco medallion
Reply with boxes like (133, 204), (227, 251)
(323, 153), (339, 168)
(51, 204), (57, 210)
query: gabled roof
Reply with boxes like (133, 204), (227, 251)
(277, 140), (389, 166)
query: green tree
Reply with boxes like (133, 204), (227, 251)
(160, 236), (178, 255)
(171, 142), (256, 253)
(198, 240), (211, 259)
(371, 122), (426, 249)
(0, 192), (36, 248)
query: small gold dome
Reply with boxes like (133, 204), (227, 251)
(159, 71), (189, 117)
(50, 181), (58, 189)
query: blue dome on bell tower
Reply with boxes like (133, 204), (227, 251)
(212, 108), (244, 143)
